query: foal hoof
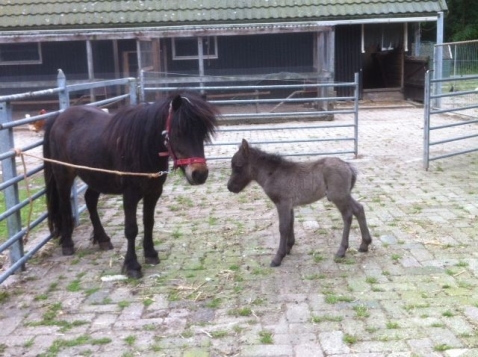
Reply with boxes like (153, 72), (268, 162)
(99, 241), (114, 251)
(358, 246), (369, 253)
(270, 260), (281, 267)
(62, 246), (75, 256)
(122, 265), (143, 279)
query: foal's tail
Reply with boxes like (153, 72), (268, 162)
(348, 163), (358, 191)
(43, 114), (62, 238)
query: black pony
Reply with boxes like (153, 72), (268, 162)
(43, 92), (218, 278)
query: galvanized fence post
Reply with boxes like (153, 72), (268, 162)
(353, 72), (360, 158)
(57, 70), (80, 226)
(423, 71), (431, 170)
(129, 78), (138, 105)
(0, 101), (25, 272)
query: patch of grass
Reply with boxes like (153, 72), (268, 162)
(66, 279), (82, 292)
(118, 301), (131, 309)
(442, 310), (454, 317)
(211, 330), (228, 338)
(353, 305), (370, 318)
(124, 335), (136, 346)
(365, 277), (378, 284)
(386, 321), (400, 329)
(343, 334), (357, 345)
(229, 307), (252, 317)
(324, 293), (354, 304)
(391, 254), (401, 261)
(259, 331), (273, 344)
(0, 291), (9, 303)
(434, 344), (451, 351)
(40, 335), (111, 356)
(206, 298), (222, 309)
(311, 315), (343, 323)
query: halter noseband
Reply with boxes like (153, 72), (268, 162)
(159, 101), (207, 169)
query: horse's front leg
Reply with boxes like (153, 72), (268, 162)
(85, 188), (113, 250)
(122, 191), (143, 278)
(142, 190), (162, 265)
(271, 203), (293, 267)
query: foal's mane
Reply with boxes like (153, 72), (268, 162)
(250, 146), (291, 168)
(102, 92), (218, 172)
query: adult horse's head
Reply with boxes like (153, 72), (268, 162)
(165, 92), (218, 185)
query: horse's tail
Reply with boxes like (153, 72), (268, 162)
(43, 114), (61, 238)
(348, 162), (358, 191)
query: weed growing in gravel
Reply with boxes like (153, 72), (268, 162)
(118, 301), (131, 309)
(434, 343), (451, 351)
(229, 307), (252, 317)
(311, 315), (343, 323)
(40, 335), (111, 356)
(386, 321), (400, 329)
(343, 334), (357, 345)
(259, 330), (273, 344)
(324, 293), (354, 304)
(211, 330), (228, 338)
(124, 335), (136, 346)
(353, 305), (370, 318)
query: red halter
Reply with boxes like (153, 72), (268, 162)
(159, 102), (207, 169)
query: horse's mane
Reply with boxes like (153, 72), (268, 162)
(102, 92), (218, 172)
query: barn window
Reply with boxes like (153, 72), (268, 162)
(172, 37), (218, 60)
(0, 43), (42, 65)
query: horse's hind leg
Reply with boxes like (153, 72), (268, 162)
(142, 191), (162, 265)
(55, 174), (76, 255)
(85, 188), (113, 250)
(350, 197), (372, 253)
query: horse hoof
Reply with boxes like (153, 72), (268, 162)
(358, 246), (369, 253)
(122, 266), (143, 279)
(62, 247), (75, 256)
(145, 256), (160, 265)
(270, 260), (281, 267)
(99, 241), (114, 251)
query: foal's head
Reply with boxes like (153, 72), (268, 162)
(227, 139), (254, 193)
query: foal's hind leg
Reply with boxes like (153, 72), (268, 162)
(350, 197), (372, 252)
(85, 188), (113, 250)
(287, 208), (295, 254)
(332, 198), (353, 258)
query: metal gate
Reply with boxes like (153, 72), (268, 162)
(142, 72), (361, 160)
(423, 70), (478, 170)
(0, 71), (137, 284)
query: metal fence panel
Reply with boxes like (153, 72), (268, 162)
(0, 71), (137, 284)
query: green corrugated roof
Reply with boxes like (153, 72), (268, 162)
(1, 0), (448, 30)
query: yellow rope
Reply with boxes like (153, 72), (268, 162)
(14, 149), (169, 178)
(12, 148), (169, 244)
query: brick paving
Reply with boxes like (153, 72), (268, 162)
(1, 106), (478, 357)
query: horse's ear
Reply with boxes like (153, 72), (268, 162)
(241, 139), (250, 156)
(171, 94), (182, 111)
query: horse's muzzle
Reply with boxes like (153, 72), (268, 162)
(185, 164), (209, 185)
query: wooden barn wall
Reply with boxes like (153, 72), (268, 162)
(0, 40), (136, 85)
(334, 25), (362, 97)
(165, 33), (315, 77)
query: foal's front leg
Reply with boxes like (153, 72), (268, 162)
(271, 203), (294, 267)
(122, 192), (143, 278)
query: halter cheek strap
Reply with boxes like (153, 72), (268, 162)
(159, 101), (207, 169)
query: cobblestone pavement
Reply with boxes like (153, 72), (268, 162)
(1, 106), (478, 357)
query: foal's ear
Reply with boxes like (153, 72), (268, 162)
(171, 94), (182, 111)
(241, 139), (250, 156)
